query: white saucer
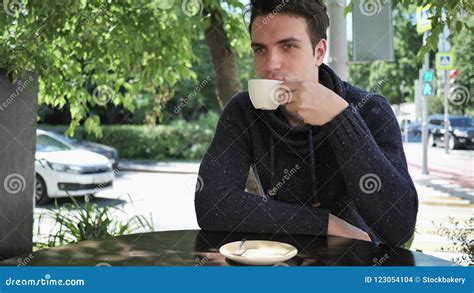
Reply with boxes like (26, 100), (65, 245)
(219, 240), (298, 266)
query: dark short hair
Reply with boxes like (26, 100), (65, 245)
(248, 0), (330, 50)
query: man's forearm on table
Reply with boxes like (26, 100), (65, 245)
(196, 188), (330, 236)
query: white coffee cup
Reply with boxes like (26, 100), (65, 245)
(248, 79), (284, 110)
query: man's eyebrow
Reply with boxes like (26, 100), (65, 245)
(251, 37), (302, 48)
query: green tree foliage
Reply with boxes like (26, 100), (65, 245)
(429, 14), (473, 116)
(3, 0), (471, 135)
(393, 0), (474, 61)
(346, 0), (473, 60)
(348, 1), (472, 112)
(0, 0), (248, 135)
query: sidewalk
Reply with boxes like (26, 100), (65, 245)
(403, 142), (474, 189)
(409, 177), (472, 265)
(404, 144), (473, 266)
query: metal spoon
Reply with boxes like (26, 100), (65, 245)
(233, 238), (247, 256)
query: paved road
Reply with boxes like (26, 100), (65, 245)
(403, 142), (473, 188)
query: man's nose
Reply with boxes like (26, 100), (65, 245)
(265, 50), (282, 73)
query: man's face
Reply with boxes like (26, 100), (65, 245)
(250, 13), (326, 82)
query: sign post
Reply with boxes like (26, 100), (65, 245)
(436, 25), (454, 153)
(416, 5), (432, 174)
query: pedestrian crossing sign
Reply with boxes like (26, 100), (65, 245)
(436, 52), (455, 70)
(416, 5), (432, 34)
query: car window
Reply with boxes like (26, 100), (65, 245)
(429, 119), (441, 126)
(36, 134), (72, 152)
(450, 118), (472, 127)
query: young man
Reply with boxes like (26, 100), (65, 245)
(194, 0), (418, 247)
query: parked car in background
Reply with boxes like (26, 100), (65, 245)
(35, 129), (115, 204)
(428, 114), (474, 150)
(399, 119), (422, 136)
(44, 129), (119, 168)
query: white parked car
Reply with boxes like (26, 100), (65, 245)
(35, 129), (115, 204)
(41, 129), (119, 168)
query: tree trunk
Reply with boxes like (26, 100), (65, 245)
(204, 7), (242, 109)
(203, 6), (259, 193)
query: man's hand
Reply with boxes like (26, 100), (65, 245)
(327, 213), (371, 242)
(277, 80), (349, 126)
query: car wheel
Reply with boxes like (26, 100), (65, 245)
(35, 174), (50, 205)
(429, 134), (436, 147)
(448, 135), (456, 150)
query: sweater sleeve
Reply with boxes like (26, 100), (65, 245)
(195, 93), (329, 236)
(320, 94), (418, 247)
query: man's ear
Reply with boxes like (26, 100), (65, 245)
(313, 39), (327, 67)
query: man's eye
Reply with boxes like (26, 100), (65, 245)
(253, 47), (264, 54)
(284, 43), (296, 49)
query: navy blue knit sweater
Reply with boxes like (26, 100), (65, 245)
(195, 63), (418, 247)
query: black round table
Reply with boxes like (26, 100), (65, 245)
(1, 230), (456, 266)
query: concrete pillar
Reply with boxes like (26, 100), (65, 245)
(327, 0), (349, 81)
(0, 70), (38, 260)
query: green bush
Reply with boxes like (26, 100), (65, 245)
(437, 217), (473, 266)
(34, 195), (154, 249)
(39, 112), (219, 161)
